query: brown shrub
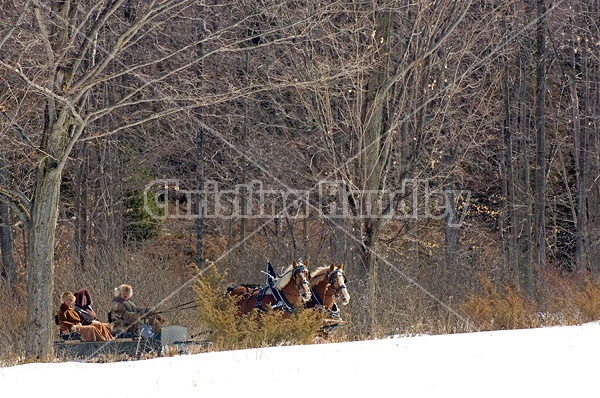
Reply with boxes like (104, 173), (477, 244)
(574, 277), (600, 322)
(461, 273), (537, 331)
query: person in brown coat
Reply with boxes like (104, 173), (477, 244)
(57, 291), (114, 342)
(111, 284), (164, 337)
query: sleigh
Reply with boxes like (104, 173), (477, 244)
(54, 325), (200, 359)
(54, 288), (210, 360)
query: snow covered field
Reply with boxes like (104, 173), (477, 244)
(2, 322), (599, 397)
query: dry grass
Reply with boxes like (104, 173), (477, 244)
(461, 271), (600, 331)
(461, 274), (537, 330)
(0, 279), (27, 366)
(574, 277), (600, 321)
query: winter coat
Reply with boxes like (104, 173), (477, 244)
(111, 296), (145, 333)
(74, 288), (100, 324)
(57, 303), (81, 334)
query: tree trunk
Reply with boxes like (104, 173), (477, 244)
(358, 9), (393, 336)
(0, 152), (17, 284)
(329, 217), (348, 265)
(100, 142), (124, 267)
(533, 0), (547, 270)
(73, 143), (88, 271)
(25, 165), (63, 359)
(439, 45), (458, 294)
(516, 19), (534, 296)
(503, 55), (518, 282)
(195, 3), (205, 266)
(584, 1), (599, 276)
(239, 50), (249, 264)
(568, 5), (586, 274)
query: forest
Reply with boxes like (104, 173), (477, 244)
(0, 0), (599, 362)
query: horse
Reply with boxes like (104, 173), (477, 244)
(227, 259), (312, 315)
(306, 263), (350, 317)
(226, 283), (262, 299)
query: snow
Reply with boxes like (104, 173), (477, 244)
(2, 322), (599, 397)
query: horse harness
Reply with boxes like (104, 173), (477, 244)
(256, 264), (310, 313)
(328, 268), (347, 297)
(312, 268), (346, 319)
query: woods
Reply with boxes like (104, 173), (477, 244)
(1, 0), (599, 360)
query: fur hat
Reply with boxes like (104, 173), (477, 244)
(61, 291), (76, 303)
(114, 284), (133, 298)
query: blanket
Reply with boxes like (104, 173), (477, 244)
(78, 322), (115, 342)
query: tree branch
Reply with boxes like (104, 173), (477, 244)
(0, 0), (32, 52)
(0, 187), (31, 228)
(0, 105), (38, 150)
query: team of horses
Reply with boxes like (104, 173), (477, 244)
(226, 259), (350, 332)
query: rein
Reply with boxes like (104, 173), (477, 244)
(310, 286), (323, 306)
(153, 299), (201, 315)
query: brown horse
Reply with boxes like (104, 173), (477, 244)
(306, 263), (350, 318)
(228, 259), (312, 315)
(226, 283), (261, 299)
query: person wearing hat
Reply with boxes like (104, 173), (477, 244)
(57, 291), (114, 341)
(74, 288), (99, 325)
(57, 291), (82, 339)
(111, 284), (164, 337)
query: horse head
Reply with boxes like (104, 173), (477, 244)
(327, 263), (350, 305)
(291, 259), (312, 303)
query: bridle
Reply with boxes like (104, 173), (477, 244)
(292, 264), (311, 298)
(327, 268), (347, 298)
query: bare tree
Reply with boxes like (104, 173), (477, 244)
(242, 0), (478, 333)
(3, 0), (387, 356)
(0, 0), (235, 358)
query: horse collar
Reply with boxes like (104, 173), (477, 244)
(256, 286), (294, 313)
(270, 286), (294, 313)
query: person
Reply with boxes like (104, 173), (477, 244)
(57, 291), (114, 342)
(111, 284), (164, 338)
(74, 288), (99, 325)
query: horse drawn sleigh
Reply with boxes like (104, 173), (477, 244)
(53, 288), (209, 360)
(54, 259), (349, 360)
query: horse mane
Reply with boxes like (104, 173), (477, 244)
(274, 263), (302, 289)
(310, 266), (330, 284)
(274, 265), (293, 289)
